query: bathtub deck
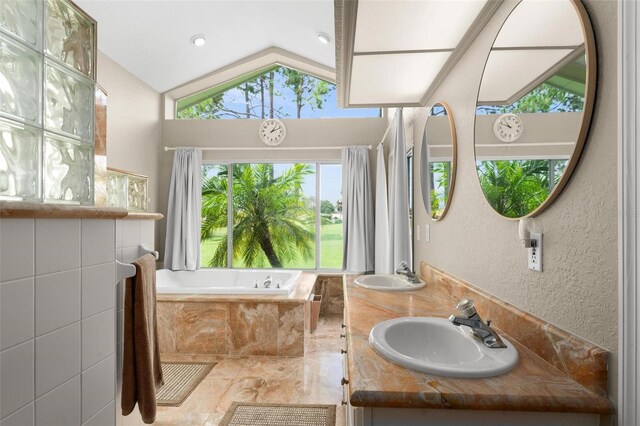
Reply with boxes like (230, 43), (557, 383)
(156, 272), (317, 303)
(126, 314), (346, 426)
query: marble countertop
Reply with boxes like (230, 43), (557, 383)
(343, 275), (612, 414)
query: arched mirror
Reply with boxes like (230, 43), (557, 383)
(474, 0), (596, 219)
(421, 102), (457, 221)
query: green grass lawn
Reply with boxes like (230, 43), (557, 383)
(200, 223), (343, 270)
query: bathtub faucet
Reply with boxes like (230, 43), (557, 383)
(263, 275), (272, 288)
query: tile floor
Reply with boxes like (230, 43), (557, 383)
(147, 314), (346, 426)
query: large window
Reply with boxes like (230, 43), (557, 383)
(176, 65), (379, 120)
(200, 162), (343, 270)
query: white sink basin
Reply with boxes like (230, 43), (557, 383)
(354, 274), (426, 291)
(369, 317), (519, 378)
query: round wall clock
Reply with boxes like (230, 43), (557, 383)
(493, 113), (523, 143)
(259, 119), (287, 146)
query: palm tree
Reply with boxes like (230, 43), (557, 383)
(477, 160), (559, 218)
(201, 163), (315, 268)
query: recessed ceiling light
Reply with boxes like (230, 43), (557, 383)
(316, 32), (331, 45)
(190, 34), (206, 47)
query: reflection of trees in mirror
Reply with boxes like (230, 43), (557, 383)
(429, 162), (450, 218)
(200, 163), (315, 268)
(477, 83), (585, 115)
(477, 159), (567, 218)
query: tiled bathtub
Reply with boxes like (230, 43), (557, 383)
(156, 273), (316, 357)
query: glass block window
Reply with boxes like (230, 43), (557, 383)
(0, 0), (96, 204)
(107, 168), (148, 212)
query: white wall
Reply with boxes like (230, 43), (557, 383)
(96, 52), (163, 213)
(403, 0), (618, 398)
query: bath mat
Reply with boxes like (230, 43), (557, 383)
(219, 402), (336, 426)
(156, 362), (216, 406)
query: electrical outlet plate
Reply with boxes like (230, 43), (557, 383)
(425, 224), (430, 242)
(528, 233), (542, 272)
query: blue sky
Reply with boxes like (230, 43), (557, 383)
(273, 163), (342, 205)
(217, 68), (379, 119)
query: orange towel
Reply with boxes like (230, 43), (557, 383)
(121, 254), (164, 424)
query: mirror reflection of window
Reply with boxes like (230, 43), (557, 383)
(421, 102), (457, 221)
(474, 0), (595, 218)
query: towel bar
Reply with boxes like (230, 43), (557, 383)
(139, 245), (159, 260)
(116, 260), (136, 282)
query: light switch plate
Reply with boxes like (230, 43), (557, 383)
(425, 224), (430, 242)
(528, 233), (542, 272)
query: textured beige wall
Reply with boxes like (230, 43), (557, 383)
(405, 0), (617, 398)
(158, 116), (387, 258)
(96, 51), (163, 212)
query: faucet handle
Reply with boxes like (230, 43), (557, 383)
(397, 261), (409, 271)
(456, 298), (477, 318)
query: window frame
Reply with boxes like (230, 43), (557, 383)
(201, 159), (344, 272)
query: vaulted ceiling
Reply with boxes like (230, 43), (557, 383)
(76, 0), (336, 93)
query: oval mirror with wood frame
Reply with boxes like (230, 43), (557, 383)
(474, 0), (596, 219)
(421, 102), (457, 221)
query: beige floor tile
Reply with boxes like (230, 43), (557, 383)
(153, 313), (344, 426)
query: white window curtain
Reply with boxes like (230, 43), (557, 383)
(342, 146), (374, 273)
(375, 143), (392, 274)
(389, 109), (411, 270)
(164, 148), (202, 271)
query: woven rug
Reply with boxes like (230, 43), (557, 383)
(156, 362), (216, 406)
(219, 402), (336, 426)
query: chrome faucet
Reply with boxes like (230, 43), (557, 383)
(448, 299), (507, 349)
(263, 275), (272, 288)
(395, 261), (422, 284)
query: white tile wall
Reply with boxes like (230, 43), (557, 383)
(82, 355), (116, 423)
(35, 322), (81, 397)
(0, 341), (34, 418)
(35, 219), (81, 275)
(0, 278), (34, 350)
(35, 376), (81, 426)
(82, 309), (115, 370)
(121, 221), (140, 249)
(0, 217), (152, 426)
(0, 219), (34, 282)
(82, 220), (115, 267)
(35, 270), (81, 336)
(82, 264), (116, 319)
(1, 402), (34, 426)
(84, 401), (115, 426)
